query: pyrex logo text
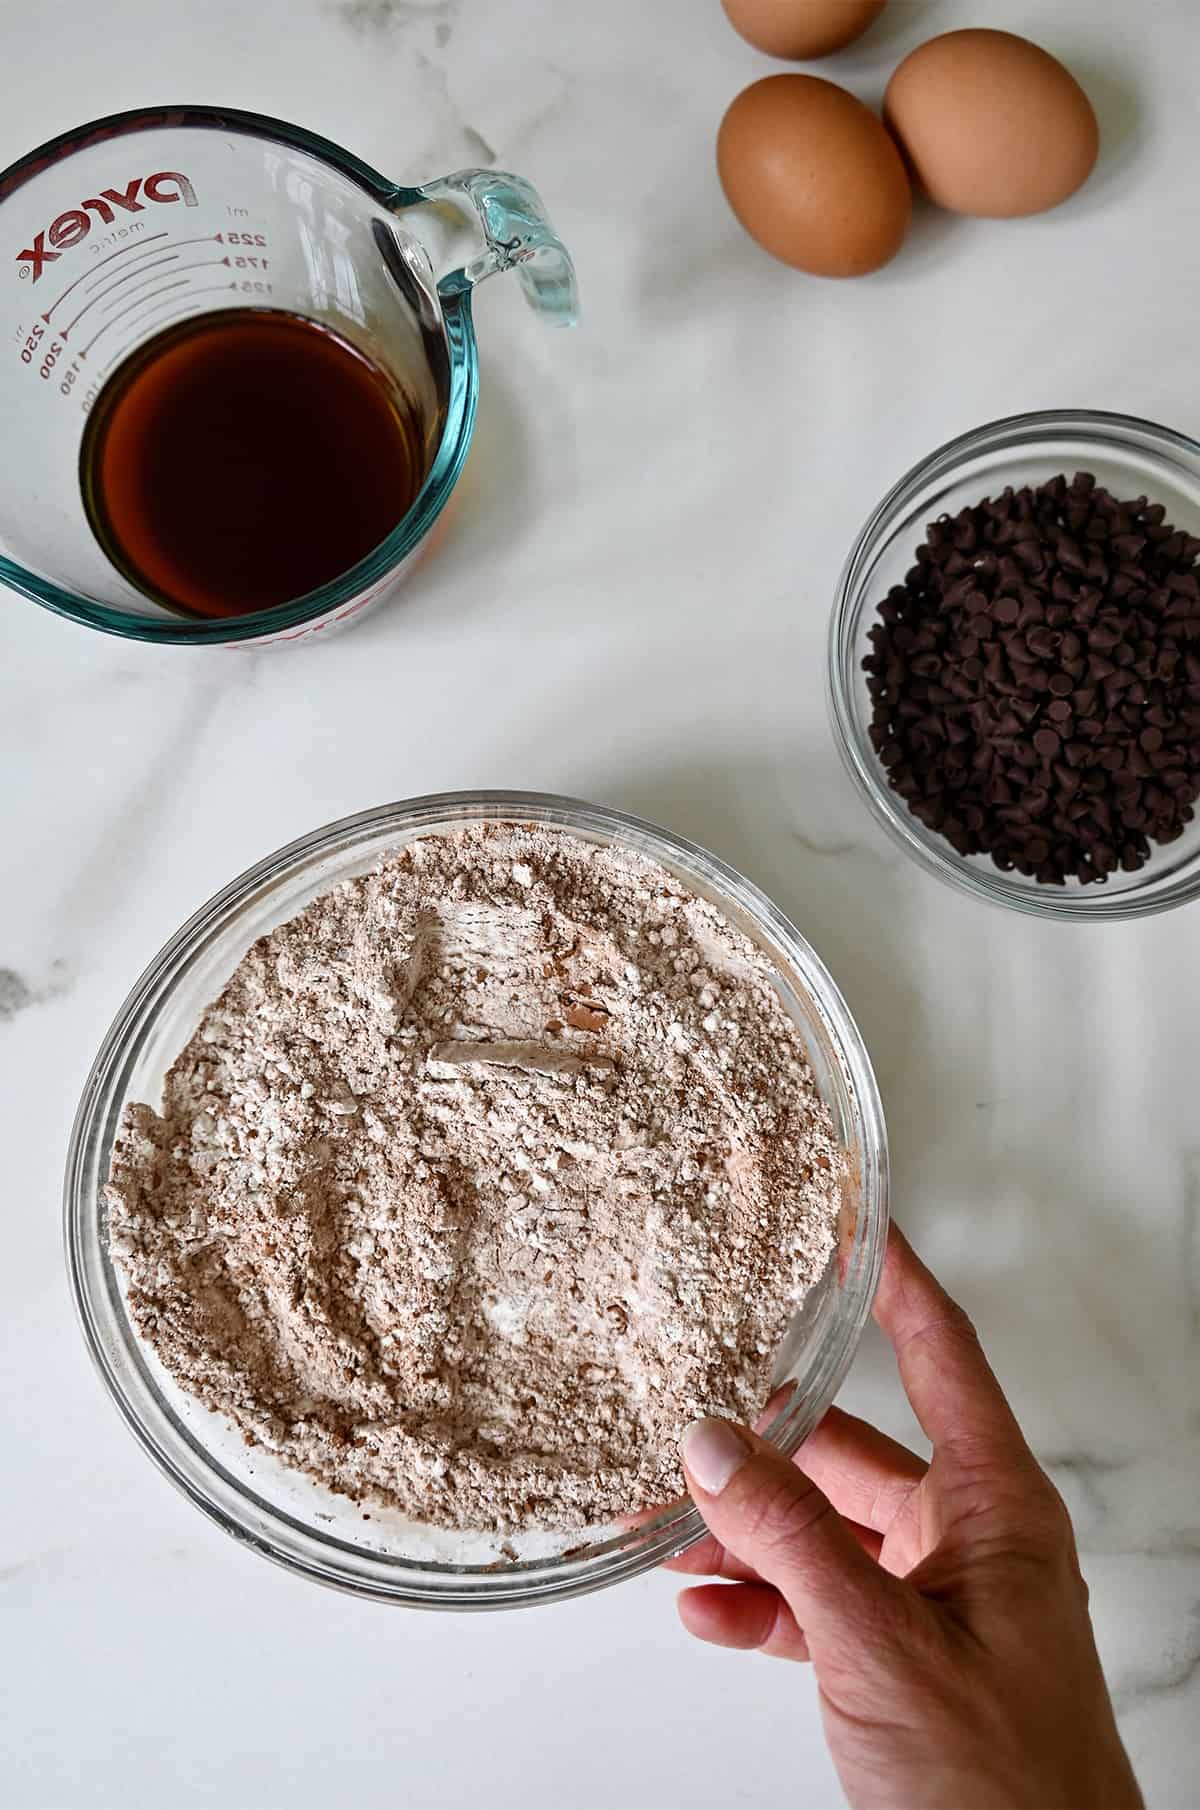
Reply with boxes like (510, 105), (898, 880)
(16, 172), (198, 280)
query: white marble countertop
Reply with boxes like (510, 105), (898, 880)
(3, 1), (1199, 1805)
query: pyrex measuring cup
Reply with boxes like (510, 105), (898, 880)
(0, 106), (577, 646)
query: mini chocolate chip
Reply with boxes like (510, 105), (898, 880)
(866, 474), (1200, 883)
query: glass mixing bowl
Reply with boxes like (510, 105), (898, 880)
(829, 409), (1200, 920)
(65, 792), (887, 1609)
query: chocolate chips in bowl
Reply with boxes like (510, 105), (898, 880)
(828, 410), (1200, 919)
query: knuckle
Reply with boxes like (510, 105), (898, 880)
(1040, 1477), (1078, 1539)
(929, 1299), (982, 1355)
(958, 1475), (1083, 1580)
(937, 1447), (1081, 1560)
(1013, 1470), (1079, 1557)
(760, 1598), (810, 1663)
(735, 1464), (834, 1561)
(905, 1301), (986, 1380)
(939, 1432), (1025, 1490)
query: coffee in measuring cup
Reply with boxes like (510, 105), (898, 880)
(80, 309), (428, 620)
(0, 108), (576, 644)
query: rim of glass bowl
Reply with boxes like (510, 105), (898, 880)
(828, 408), (1200, 922)
(0, 105), (478, 645)
(64, 790), (888, 1609)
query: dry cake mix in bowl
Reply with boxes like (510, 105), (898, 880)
(66, 793), (887, 1607)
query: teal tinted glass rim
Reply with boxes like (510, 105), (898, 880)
(0, 105), (476, 645)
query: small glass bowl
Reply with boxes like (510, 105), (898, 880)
(828, 409), (1200, 920)
(65, 792), (888, 1609)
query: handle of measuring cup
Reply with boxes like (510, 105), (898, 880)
(416, 169), (579, 327)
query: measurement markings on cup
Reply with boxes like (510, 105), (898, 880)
(58, 253), (184, 336)
(71, 260), (233, 360)
(82, 234), (220, 291)
(14, 219), (272, 401)
(37, 231), (171, 322)
(99, 258), (230, 316)
(94, 282), (244, 370)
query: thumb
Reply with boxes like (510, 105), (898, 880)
(681, 1416), (909, 1646)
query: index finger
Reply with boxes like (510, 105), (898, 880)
(873, 1223), (1029, 1460)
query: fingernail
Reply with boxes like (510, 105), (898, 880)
(681, 1417), (751, 1495)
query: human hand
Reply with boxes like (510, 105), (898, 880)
(672, 1225), (1143, 1810)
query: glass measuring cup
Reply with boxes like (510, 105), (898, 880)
(0, 106), (578, 646)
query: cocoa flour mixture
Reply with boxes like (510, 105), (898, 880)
(106, 825), (845, 1532)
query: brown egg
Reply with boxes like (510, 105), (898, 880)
(717, 74), (911, 276)
(721, 0), (888, 60)
(884, 29), (1099, 218)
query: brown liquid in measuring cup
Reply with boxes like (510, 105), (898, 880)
(80, 309), (428, 620)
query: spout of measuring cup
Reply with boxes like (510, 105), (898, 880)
(413, 169), (578, 327)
